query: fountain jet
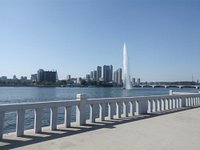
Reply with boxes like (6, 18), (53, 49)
(123, 43), (132, 90)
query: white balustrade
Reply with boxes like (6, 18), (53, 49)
(0, 92), (200, 139)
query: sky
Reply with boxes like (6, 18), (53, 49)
(0, 0), (200, 82)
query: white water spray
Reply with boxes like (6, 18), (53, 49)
(123, 43), (132, 89)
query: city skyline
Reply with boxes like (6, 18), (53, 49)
(0, 0), (200, 82)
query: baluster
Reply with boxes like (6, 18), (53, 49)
(188, 98), (191, 106)
(116, 102), (122, 118)
(159, 99), (162, 111)
(186, 97), (189, 107)
(178, 98), (181, 108)
(169, 99), (172, 109)
(123, 102), (129, 117)
(108, 102), (114, 119)
(192, 97), (194, 106)
(147, 100), (151, 113)
(64, 106), (71, 128)
(50, 107), (58, 130)
(165, 99), (168, 110)
(150, 100), (154, 112)
(173, 99), (176, 109)
(195, 97), (197, 106)
(16, 109), (25, 137)
(0, 111), (5, 139)
(196, 97), (198, 105)
(154, 100), (158, 112)
(34, 108), (42, 133)
(99, 103), (106, 121)
(135, 101), (139, 115)
(175, 98), (179, 109)
(90, 104), (96, 123)
(190, 98), (192, 106)
(160, 99), (164, 111)
(172, 99), (176, 109)
(76, 94), (87, 126)
(163, 99), (166, 111)
(198, 97), (200, 105)
(130, 101), (135, 116)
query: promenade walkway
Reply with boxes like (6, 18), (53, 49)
(1, 107), (200, 150)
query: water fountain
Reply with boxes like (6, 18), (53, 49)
(123, 43), (132, 89)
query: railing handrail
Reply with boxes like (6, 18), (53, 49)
(0, 91), (200, 140)
(0, 99), (79, 112)
(1, 93), (200, 109)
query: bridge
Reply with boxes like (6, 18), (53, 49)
(135, 84), (200, 89)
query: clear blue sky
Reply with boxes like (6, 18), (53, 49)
(0, 0), (200, 82)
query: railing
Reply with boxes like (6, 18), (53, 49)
(0, 92), (200, 139)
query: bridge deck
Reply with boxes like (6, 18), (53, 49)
(1, 107), (200, 150)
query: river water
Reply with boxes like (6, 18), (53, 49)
(0, 87), (198, 133)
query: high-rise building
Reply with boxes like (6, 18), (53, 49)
(97, 66), (102, 81)
(90, 71), (94, 81)
(114, 68), (122, 86)
(21, 76), (27, 81)
(37, 69), (45, 82)
(0, 76), (7, 81)
(93, 70), (97, 81)
(103, 65), (113, 82)
(31, 74), (37, 82)
(132, 78), (136, 85)
(13, 75), (17, 80)
(37, 69), (57, 82)
(137, 78), (141, 85)
(66, 75), (71, 81)
(117, 68), (122, 85)
(86, 74), (90, 82)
